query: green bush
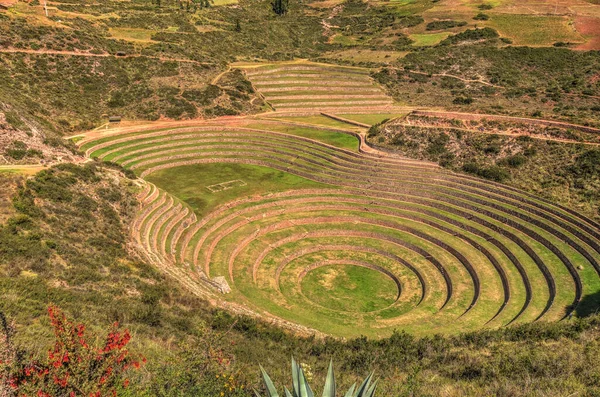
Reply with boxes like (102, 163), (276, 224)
(441, 28), (499, 44)
(502, 154), (527, 168)
(453, 96), (474, 105)
(462, 162), (509, 182)
(569, 150), (600, 178)
(426, 20), (467, 31)
(426, 132), (450, 156)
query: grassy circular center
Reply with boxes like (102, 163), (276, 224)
(300, 264), (399, 313)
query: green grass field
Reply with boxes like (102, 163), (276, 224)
(301, 264), (399, 312)
(244, 122), (360, 151)
(273, 115), (364, 130)
(338, 113), (408, 125)
(145, 163), (331, 217)
(409, 32), (451, 46)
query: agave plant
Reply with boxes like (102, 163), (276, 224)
(255, 357), (377, 397)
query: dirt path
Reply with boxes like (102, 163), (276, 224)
(211, 65), (232, 85)
(394, 68), (502, 88)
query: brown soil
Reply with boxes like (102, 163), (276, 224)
(574, 16), (600, 50)
(0, 106), (84, 166)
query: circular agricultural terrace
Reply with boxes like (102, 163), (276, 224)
(77, 60), (600, 337)
(77, 116), (600, 338)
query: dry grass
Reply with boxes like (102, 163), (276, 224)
(108, 28), (155, 43)
(485, 14), (584, 46)
(320, 49), (408, 63)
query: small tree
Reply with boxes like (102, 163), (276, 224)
(6, 305), (144, 396)
(271, 0), (289, 16)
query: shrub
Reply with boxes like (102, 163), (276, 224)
(5, 146), (27, 161)
(531, 110), (542, 117)
(484, 144), (500, 154)
(394, 15), (424, 29)
(427, 132), (450, 156)
(502, 154), (527, 168)
(7, 306), (144, 395)
(478, 165), (509, 182)
(569, 150), (600, 178)
(473, 13), (489, 21)
(438, 152), (456, 168)
(271, 0), (289, 15)
(392, 35), (414, 48)
(426, 20), (467, 31)
(453, 96), (474, 105)
(462, 162), (480, 175)
(442, 28), (499, 44)
(462, 162), (509, 182)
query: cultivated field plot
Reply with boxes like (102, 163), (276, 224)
(418, 0), (600, 48)
(240, 61), (395, 114)
(77, 116), (600, 338)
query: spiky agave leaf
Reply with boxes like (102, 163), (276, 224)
(285, 387), (294, 397)
(364, 379), (378, 397)
(354, 372), (374, 397)
(322, 360), (336, 397)
(343, 383), (356, 397)
(297, 358), (314, 397)
(259, 364), (280, 397)
(292, 357), (301, 397)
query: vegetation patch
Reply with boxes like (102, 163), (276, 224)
(425, 20), (467, 31)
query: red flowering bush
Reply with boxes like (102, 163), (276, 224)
(6, 305), (144, 397)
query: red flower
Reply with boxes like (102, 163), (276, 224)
(11, 305), (143, 396)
